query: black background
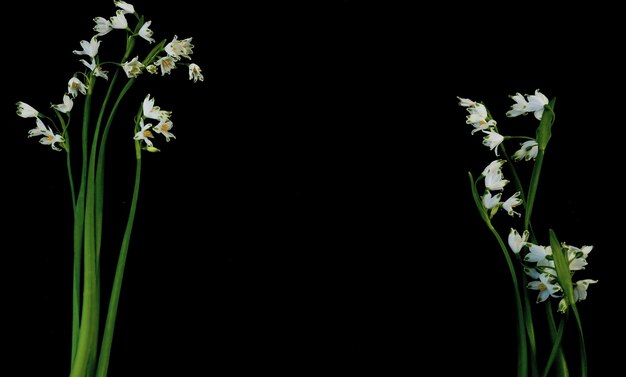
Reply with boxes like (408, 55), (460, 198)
(3, 1), (625, 376)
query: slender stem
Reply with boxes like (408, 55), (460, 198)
(524, 146), (545, 231)
(521, 273), (539, 377)
(468, 173), (527, 377)
(541, 312), (567, 377)
(95, 144), (142, 377)
(571, 305), (588, 377)
(545, 303), (569, 377)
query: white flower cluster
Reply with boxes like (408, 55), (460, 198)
(133, 94), (175, 151)
(480, 160), (523, 217)
(508, 230), (597, 311)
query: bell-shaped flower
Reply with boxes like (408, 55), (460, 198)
(506, 93), (529, 118)
(465, 103), (496, 135)
(133, 119), (155, 147)
(508, 228), (529, 254)
(138, 20), (155, 43)
(68, 77), (88, 98)
(484, 171), (509, 191)
(457, 96), (477, 107)
(16, 102), (39, 118)
(525, 244), (552, 263)
(114, 0), (135, 14)
(122, 56), (144, 78)
(153, 120), (176, 142)
(155, 56), (177, 76)
(51, 94), (74, 113)
(573, 279), (598, 302)
(110, 10), (128, 30)
(142, 94), (171, 121)
(513, 140), (539, 161)
(482, 131), (504, 155)
(73, 36), (101, 58)
(502, 192), (522, 217)
(28, 118), (64, 151)
(526, 90), (549, 120)
(528, 273), (562, 303)
(482, 191), (501, 210)
(93, 17), (113, 36)
(481, 160), (505, 177)
(165, 35), (194, 60)
(189, 63), (204, 83)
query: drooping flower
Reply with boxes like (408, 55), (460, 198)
(525, 244), (552, 263)
(484, 171), (509, 191)
(528, 273), (562, 303)
(508, 228), (529, 254)
(502, 192), (522, 217)
(526, 90), (549, 120)
(138, 20), (155, 43)
(122, 56), (144, 78)
(482, 131), (504, 155)
(16, 102), (39, 118)
(566, 245), (589, 271)
(51, 94), (74, 113)
(114, 0), (135, 14)
(482, 191), (501, 210)
(465, 103), (496, 135)
(155, 56), (177, 76)
(27, 118), (49, 137)
(481, 160), (505, 177)
(80, 59), (109, 80)
(457, 96), (477, 107)
(93, 17), (113, 36)
(133, 119), (154, 147)
(573, 279), (598, 302)
(513, 140), (539, 161)
(73, 36), (101, 58)
(165, 35), (194, 60)
(110, 10), (128, 30)
(28, 118), (64, 151)
(142, 94), (171, 121)
(188, 63), (204, 83)
(68, 77), (88, 98)
(146, 64), (158, 74)
(506, 93), (529, 118)
(153, 120), (176, 142)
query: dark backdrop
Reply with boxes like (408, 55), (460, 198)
(3, 1), (624, 376)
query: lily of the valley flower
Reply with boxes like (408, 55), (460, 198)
(122, 56), (144, 78)
(513, 140), (539, 161)
(51, 94), (74, 113)
(73, 36), (101, 58)
(506, 93), (529, 118)
(502, 192), (522, 217)
(508, 228), (529, 254)
(138, 20), (155, 44)
(188, 63), (204, 83)
(482, 131), (504, 155)
(68, 77), (88, 98)
(484, 171), (509, 191)
(16, 102), (39, 118)
(528, 273), (562, 303)
(155, 56), (177, 76)
(525, 244), (552, 263)
(133, 120), (155, 147)
(165, 35), (194, 60)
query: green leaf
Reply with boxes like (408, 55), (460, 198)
(549, 229), (574, 304)
(536, 97), (556, 151)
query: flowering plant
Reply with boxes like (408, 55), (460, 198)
(15, 1), (203, 376)
(460, 91), (596, 376)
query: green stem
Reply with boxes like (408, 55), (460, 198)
(521, 273), (539, 377)
(571, 304), (588, 377)
(95, 144), (142, 377)
(542, 311), (567, 377)
(524, 149), (545, 231)
(545, 304), (569, 377)
(469, 173), (527, 377)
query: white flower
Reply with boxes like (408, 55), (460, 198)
(526, 90), (549, 120)
(146, 64), (158, 74)
(465, 103), (496, 135)
(138, 20), (155, 43)
(122, 56), (144, 78)
(155, 56), (177, 75)
(506, 93), (529, 118)
(457, 96), (477, 107)
(513, 140), (539, 161)
(524, 267), (541, 279)
(502, 192), (522, 217)
(114, 0), (135, 14)
(481, 160), (505, 177)
(508, 228), (529, 254)
(51, 94), (74, 113)
(482, 191), (501, 210)
(110, 10), (128, 30)
(80, 59), (109, 80)
(28, 118), (64, 151)
(142, 94), (171, 121)
(133, 119), (154, 147)
(566, 245), (588, 271)
(68, 77), (88, 98)
(188, 63), (204, 83)
(573, 279), (598, 302)
(93, 17), (113, 36)
(153, 120), (176, 142)
(482, 131), (504, 155)
(528, 273), (562, 303)
(165, 35), (194, 60)
(525, 244), (552, 263)
(16, 102), (39, 118)
(73, 36), (101, 58)
(484, 171), (509, 191)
